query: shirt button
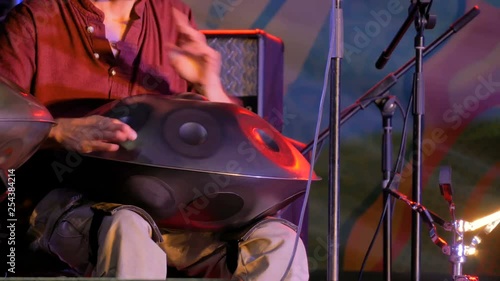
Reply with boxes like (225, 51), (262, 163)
(93, 53), (100, 59)
(86, 26), (95, 33)
(109, 68), (117, 76)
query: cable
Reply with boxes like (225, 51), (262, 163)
(279, 7), (336, 281)
(357, 93), (413, 281)
(357, 195), (389, 281)
(426, 0), (434, 16)
(392, 98), (410, 174)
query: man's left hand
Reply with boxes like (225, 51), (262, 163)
(169, 8), (232, 103)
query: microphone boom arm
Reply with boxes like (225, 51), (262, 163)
(300, 6), (480, 157)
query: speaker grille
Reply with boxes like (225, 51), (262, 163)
(202, 30), (284, 132)
(206, 37), (259, 97)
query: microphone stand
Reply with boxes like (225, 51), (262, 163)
(300, 5), (479, 281)
(301, 6), (480, 156)
(409, 3), (435, 280)
(377, 96), (398, 281)
(327, 0), (343, 280)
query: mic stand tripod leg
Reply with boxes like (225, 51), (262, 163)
(378, 96), (397, 281)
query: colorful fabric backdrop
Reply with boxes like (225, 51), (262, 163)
(184, 0), (500, 278)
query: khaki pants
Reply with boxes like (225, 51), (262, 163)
(28, 188), (309, 280)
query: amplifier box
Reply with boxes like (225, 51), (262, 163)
(201, 29), (284, 132)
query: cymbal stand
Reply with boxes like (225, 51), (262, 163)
(384, 166), (500, 281)
(449, 211), (500, 281)
(439, 166), (500, 281)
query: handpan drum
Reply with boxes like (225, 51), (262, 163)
(81, 94), (320, 231)
(0, 76), (54, 179)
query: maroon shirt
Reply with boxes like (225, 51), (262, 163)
(0, 0), (196, 117)
(0, 0), (203, 203)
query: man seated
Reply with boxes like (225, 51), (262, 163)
(0, 0), (309, 279)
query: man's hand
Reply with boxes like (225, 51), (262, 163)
(169, 8), (233, 104)
(47, 115), (137, 153)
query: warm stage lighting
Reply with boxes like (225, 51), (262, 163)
(464, 210), (500, 232)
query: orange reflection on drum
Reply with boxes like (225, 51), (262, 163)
(238, 109), (313, 180)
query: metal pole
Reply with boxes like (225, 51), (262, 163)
(328, 0), (343, 280)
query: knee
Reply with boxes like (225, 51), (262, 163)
(244, 220), (307, 258)
(108, 209), (143, 224)
(101, 210), (152, 238)
(237, 220), (309, 279)
(250, 220), (301, 246)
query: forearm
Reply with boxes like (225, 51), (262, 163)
(194, 80), (242, 105)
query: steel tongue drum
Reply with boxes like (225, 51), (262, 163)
(82, 94), (320, 231)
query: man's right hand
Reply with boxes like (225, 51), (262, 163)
(47, 115), (137, 153)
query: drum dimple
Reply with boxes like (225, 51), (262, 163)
(178, 122), (208, 146)
(162, 107), (222, 159)
(254, 128), (280, 153)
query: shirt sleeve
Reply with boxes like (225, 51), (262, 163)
(0, 3), (36, 93)
(171, 0), (198, 30)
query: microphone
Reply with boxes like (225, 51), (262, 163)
(374, 3), (419, 69)
(439, 166), (454, 204)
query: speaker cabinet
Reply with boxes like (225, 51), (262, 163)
(201, 29), (284, 132)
